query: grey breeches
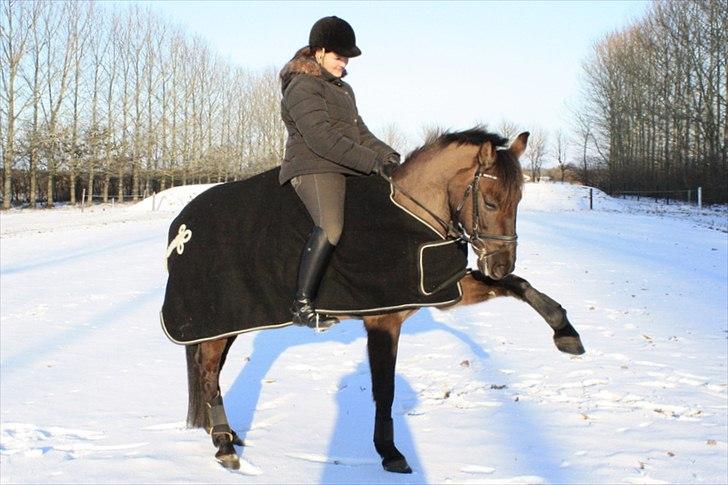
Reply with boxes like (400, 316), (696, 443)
(291, 173), (346, 245)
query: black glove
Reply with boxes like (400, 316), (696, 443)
(373, 154), (400, 178)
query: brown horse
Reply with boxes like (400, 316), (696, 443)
(182, 128), (585, 472)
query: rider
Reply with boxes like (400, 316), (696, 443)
(279, 16), (400, 329)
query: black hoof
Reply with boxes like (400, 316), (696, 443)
(215, 440), (240, 470)
(554, 335), (585, 355)
(216, 452), (240, 470)
(382, 457), (412, 474)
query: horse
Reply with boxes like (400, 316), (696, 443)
(174, 128), (585, 472)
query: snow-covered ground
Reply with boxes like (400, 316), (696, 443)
(1, 181), (726, 484)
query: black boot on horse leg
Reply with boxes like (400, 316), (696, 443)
(207, 391), (242, 469)
(374, 415), (411, 473)
(496, 274), (585, 355)
(185, 339), (243, 470)
(292, 226), (339, 331)
(459, 272), (585, 355)
(365, 314), (413, 474)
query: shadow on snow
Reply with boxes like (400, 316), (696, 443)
(222, 306), (575, 482)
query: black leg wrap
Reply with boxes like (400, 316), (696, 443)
(374, 417), (394, 443)
(206, 393), (234, 447)
(373, 418), (412, 474)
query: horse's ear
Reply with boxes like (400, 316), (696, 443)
(509, 132), (530, 158)
(478, 141), (496, 168)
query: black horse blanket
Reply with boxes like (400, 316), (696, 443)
(161, 167), (468, 344)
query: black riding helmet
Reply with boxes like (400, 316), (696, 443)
(309, 16), (361, 58)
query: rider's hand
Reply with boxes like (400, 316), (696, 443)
(373, 154), (400, 178)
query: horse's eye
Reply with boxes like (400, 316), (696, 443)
(483, 198), (498, 210)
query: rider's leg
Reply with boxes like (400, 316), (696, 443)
(291, 173), (346, 329)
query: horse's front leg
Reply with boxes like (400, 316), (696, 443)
(186, 336), (242, 469)
(364, 311), (415, 474)
(459, 271), (585, 355)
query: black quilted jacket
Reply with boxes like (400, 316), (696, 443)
(278, 55), (398, 185)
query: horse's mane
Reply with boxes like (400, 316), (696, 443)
(403, 126), (523, 208)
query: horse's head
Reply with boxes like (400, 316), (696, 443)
(449, 132), (528, 280)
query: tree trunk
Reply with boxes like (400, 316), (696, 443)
(29, 153), (37, 208)
(69, 169), (76, 204)
(87, 165), (94, 204)
(117, 167), (124, 202)
(102, 173), (110, 203)
(46, 161), (54, 208)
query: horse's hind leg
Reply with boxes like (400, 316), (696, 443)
(458, 271), (585, 355)
(185, 337), (242, 469)
(364, 311), (414, 474)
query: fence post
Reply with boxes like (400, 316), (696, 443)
(152, 192), (156, 211)
(698, 187), (702, 209)
(81, 188), (86, 211)
(687, 189), (691, 204)
(589, 188), (593, 210)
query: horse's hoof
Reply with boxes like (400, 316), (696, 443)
(216, 452), (241, 470)
(554, 335), (585, 355)
(382, 457), (412, 474)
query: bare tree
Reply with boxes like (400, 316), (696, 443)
(23, 0), (46, 208)
(524, 128), (547, 181)
(553, 129), (569, 182)
(1, 0), (31, 209)
(86, 2), (109, 204)
(497, 119), (520, 141)
(246, 67), (285, 175)
(41, 1), (74, 207)
(379, 122), (409, 156)
(67, 1), (92, 204)
(578, 0), (727, 201)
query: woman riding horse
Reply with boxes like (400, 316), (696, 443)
(279, 16), (400, 330)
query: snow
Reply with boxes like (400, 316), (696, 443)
(1, 181), (726, 484)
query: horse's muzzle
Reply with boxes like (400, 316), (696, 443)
(478, 252), (515, 281)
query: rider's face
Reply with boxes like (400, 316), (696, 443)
(316, 50), (349, 78)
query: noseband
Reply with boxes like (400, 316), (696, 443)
(386, 152), (518, 261)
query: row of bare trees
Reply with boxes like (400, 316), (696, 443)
(1, 0), (285, 209)
(578, 0), (727, 203)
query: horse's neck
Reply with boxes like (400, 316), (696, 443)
(393, 145), (477, 236)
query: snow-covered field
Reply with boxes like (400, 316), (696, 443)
(1, 182), (726, 484)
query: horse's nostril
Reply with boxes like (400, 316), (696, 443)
(492, 264), (510, 280)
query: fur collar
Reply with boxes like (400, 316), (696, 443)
(279, 55), (347, 92)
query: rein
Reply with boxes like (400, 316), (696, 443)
(384, 152), (518, 260)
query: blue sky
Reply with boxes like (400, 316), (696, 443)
(135, 0), (650, 151)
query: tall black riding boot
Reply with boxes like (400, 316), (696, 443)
(292, 226), (340, 331)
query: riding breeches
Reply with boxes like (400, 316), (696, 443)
(291, 173), (346, 245)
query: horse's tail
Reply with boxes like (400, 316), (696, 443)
(185, 343), (207, 428)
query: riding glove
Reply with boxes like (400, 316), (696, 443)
(373, 154), (400, 178)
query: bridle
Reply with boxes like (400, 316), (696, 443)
(386, 150), (518, 261)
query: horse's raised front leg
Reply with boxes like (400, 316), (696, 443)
(459, 271), (585, 355)
(185, 336), (243, 469)
(364, 311), (415, 474)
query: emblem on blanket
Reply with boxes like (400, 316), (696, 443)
(161, 168), (468, 344)
(166, 224), (192, 257)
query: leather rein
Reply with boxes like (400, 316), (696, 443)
(384, 152), (518, 260)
